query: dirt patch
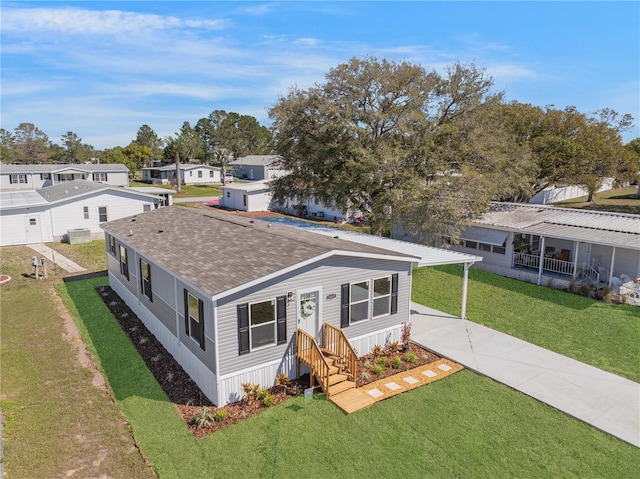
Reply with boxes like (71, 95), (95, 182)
(54, 288), (108, 391)
(96, 285), (443, 439)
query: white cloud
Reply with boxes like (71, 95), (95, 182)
(2, 7), (228, 36)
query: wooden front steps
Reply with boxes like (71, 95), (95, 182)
(297, 325), (357, 402)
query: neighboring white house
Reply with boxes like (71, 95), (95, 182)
(528, 178), (617, 205)
(0, 180), (164, 246)
(141, 164), (222, 185)
(220, 181), (274, 212)
(0, 163), (130, 190)
(393, 202), (640, 291)
(220, 181), (363, 222)
(229, 155), (288, 181)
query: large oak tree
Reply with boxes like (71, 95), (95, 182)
(269, 57), (528, 241)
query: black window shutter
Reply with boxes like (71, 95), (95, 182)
(183, 289), (189, 335)
(198, 299), (205, 350)
(276, 296), (287, 344)
(237, 303), (250, 355)
(340, 283), (350, 328)
(147, 264), (153, 302)
(391, 273), (399, 315)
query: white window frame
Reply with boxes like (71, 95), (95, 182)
(58, 173), (74, 182)
(94, 172), (108, 182)
(83, 206), (89, 220)
(10, 174), (27, 184)
(98, 206), (108, 223)
(186, 292), (202, 345)
(372, 276), (392, 318)
(349, 280), (370, 323)
(249, 299), (277, 351)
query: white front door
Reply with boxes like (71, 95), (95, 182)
(298, 288), (321, 341)
(25, 216), (42, 244)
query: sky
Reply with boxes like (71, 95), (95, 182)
(1, 1), (639, 150)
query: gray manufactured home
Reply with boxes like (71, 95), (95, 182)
(102, 206), (426, 406)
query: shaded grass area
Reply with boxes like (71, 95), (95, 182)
(554, 186), (640, 214)
(412, 264), (640, 383)
(58, 276), (640, 478)
(0, 246), (153, 479)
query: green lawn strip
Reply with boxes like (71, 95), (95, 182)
(128, 180), (222, 198)
(554, 186), (640, 214)
(59, 276), (639, 477)
(412, 265), (640, 383)
(0, 246), (151, 479)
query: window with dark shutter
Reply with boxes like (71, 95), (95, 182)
(140, 260), (152, 301)
(237, 304), (250, 355)
(119, 245), (129, 280)
(185, 290), (205, 350)
(276, 296), (287, 344)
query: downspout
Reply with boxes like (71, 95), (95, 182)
(608, 247), (616, 289)
(461, 262), (473, 319)
(212, 299), (221, 406)
(537, 236), (546, 285)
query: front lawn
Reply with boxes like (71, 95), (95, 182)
(56, 276), (640, 478)
(412, 264), (640, 383)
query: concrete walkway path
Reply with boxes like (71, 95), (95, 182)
(409, 302), (640, 448)
(27, 244), (86, 273)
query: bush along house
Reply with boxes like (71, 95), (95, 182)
(101, 207), (480, 406)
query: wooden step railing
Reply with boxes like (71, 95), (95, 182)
(296, 329), (333, 396)
(322, 323), (357, 382)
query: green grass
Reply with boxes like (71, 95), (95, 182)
(0, 246), (153, 478)
(56, 275), (640, 478)
(129, 179), (223, 198)
(412, 264), (640, 382)
(554, 186), (640, 214)
(46, 239), (108, 272)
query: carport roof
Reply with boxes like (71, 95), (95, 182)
(474, 202), (640, 250)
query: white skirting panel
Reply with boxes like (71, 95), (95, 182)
(349, 324), (402, 357)
(108, 273), (219, 405)
(217, 354), (297, 406)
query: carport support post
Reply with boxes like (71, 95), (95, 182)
(461, 262), (473, 320)
(537, 236), (546, 285)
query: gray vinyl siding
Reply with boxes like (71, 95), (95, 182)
(135, 254), (178, 336)
(216, 256), (412, 376)
(177, 279), (216, 373)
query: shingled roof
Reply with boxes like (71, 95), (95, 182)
(101, 207), (417, 298)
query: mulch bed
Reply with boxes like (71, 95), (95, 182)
(96, 285), (441, 439)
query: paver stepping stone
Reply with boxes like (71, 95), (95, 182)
(385, 382), (402, 391)
(438, 364), (452, 372)
(367, 388), (384, 398)
(423, 370), (438, 378)
(403, 376), (419, 385)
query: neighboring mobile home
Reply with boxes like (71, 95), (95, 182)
(141, 164), (222, 185)
(0, 180), (163, 245)
(102, 206), (480, 406)
(0, 163), (129, 190)
(229, 155), (288, 181)
(393, 202), (640, 292)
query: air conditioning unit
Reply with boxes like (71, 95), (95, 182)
(67, 228), (91, 244)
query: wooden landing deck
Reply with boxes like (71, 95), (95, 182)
(330, 358), (463, 414)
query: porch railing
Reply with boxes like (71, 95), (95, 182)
(322, 323), (357, 382)
(296, 329), (332, 395)
(513, 252), (575, 276)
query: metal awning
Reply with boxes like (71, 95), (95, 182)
(460, 226), (508, 246)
